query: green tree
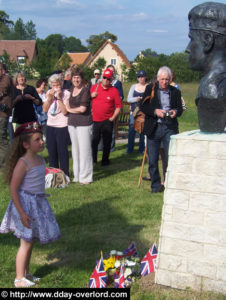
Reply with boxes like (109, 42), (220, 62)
(135, 55), (162, 81)
(32, 34), (88, 77)
(44, 34), (65, 57)
(25, 20), (36, 40)
(32, 38), (59, 77)
(77, 65), (93, 81)
(0, 10), (13, 26)
(121, 63), (129, 81)
(86, 31), (117, 55)
(0, 50), (18, 75)
(13, 18), (27, 39)
(4, 18), (37, 40)
(93, 57), (106, 72)
(55, 53), (72, 72)
(141, 48), (158, 58)
(0, 50), (36, 78)
(168, 52), (202, 82)
(64, 36), (87, 52)
(0, 10), (14, 38)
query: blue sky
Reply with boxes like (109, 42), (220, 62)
(0, 0), (225, 61)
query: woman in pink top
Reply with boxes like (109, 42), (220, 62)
(43, 74), (70, 176)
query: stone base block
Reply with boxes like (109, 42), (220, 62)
(155, 130), (226, 295)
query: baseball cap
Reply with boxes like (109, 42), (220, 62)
(94, 69), (100, 75)
(103, 69), (113, 79)
(137, 70), (147, 77)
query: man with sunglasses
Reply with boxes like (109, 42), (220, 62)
(91, 69), (102, 86)
(91, 68), (121, 166)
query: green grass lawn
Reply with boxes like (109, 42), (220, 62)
(0, 82), (224, 299)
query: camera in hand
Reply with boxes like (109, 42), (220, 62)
(164, 110), (172, 120)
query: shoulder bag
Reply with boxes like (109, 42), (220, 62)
(133, 82), (156, 134)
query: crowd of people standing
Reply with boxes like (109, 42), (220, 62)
(0, 63), (184, 288)
(0, 63), (184, 191)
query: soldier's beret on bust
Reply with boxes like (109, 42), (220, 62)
(188, 2), (226, 36)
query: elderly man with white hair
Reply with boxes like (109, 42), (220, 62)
(140, 66), (183, 193)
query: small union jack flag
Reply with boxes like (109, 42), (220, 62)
(118, 264), (126, 288)
(140, 243), (158, 277)
(89, 258), (108, 288)
(123, 242), (138, 257)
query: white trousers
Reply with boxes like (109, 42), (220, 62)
(68, 125), (93, 183)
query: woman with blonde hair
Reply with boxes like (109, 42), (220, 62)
(12, 71), (42, 126)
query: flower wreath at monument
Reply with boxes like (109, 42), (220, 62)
(88, 242), (158, 288)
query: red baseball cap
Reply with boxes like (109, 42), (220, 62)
(14, 122), (42, 137)
(103, 69), (113, 79)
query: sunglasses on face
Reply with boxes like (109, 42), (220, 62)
(103, 77), (111, 80)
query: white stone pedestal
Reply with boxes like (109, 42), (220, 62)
(155, 130), (226, 295)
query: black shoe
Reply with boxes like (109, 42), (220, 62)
(152, 185), (164, 193)
(142, 177), (151, 181)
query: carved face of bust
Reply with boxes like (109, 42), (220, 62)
(186, 30), (206, 71)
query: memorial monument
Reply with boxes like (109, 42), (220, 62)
(186, 2), (226, 133)
(155, 2), (226, 295)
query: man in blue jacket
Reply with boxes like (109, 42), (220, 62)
(141, 66), (183, 193)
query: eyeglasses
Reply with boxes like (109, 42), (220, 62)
(94, 73), (99, 75)
(103, 77), (111, 80)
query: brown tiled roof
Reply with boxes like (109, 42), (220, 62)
(87, 40), (130, 67)
(65, 52), (92, 67)
(0, 40), (37, 62)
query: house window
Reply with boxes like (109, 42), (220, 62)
(17, 56), (26, 65)
(110, 58), (117, 65)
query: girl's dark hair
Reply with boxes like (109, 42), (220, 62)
(5, 134), (33, 184)
(71, 68), (85, 81)
(36, 78), (48, 88)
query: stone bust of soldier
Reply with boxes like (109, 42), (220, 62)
(186, 2), (226, 133)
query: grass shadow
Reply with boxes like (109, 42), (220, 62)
(94, 144), (144, 181)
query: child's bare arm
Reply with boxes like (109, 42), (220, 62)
(10, 159), (33, 228)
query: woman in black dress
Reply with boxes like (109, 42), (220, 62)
(12, 71), (42, 126)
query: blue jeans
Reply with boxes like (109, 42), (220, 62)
(127, 115), (144, 154)
(147, 123), (176, 192)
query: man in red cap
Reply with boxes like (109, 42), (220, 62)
(90, 68), (122, 165)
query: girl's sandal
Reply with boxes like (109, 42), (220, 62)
(14, 277), (35, 287)
(26, 273), (41, 282)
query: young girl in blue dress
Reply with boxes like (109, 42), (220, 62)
(0, 121), (61, 287)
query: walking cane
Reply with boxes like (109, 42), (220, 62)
(138, 146), (147, 187)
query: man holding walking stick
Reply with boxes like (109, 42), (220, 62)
(140, 66), (183, 193)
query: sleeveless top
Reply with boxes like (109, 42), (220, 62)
(19, 156), (46, 194)
(131, 89), (145, 112)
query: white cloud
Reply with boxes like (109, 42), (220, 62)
(56, 0), (86, 9)
(132, 12), (148, 21)
(96, 0), (125, 11)
(149, 29), (168, 33)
